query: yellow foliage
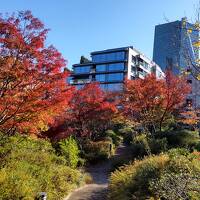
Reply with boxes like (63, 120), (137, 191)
(183, 71), (191, 75)
(182, 20), (187, 28)
(187, 28), (193, 34)
(37, 120), (49, 132)
(194, 21), (200, 29)
(195, 59), (200, 63)
(109, 154), (169, 200)
(179, 109), (200, 126)
(197, 74), (200, 80)
(193, 41), (200, 47)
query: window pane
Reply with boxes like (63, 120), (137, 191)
(116, 52), (125, 60)
(107, 73), (124, 81)
(108, 63), (124, 71)
(132, 56), (136, 64)
(143, 62), (150, 70)
(107, 83), (123, 91)
(76, 84), (84, 90)
(92, 51), (125, 62)
(96, 64), (107, 72)
(107, 53), (114, 61)
(74, 66), (91, 74)
(100, 84), (106, 90)
(96, 74), (106, 82)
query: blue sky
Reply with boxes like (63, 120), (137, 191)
(0, 0), (198, 68)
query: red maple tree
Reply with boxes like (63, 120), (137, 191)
(122, 72), (190, 133)
(0, 11), (72, 135)
(67, 83), (117, 139)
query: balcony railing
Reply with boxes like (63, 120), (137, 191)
(70, 79), (92, 84)
(137, 63), (151, 72)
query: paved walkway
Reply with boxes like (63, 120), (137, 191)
(64, 145), (129, 200)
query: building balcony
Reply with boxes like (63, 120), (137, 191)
(134, 71), (145, 79)
(137, 63), (151, 73)
(70, 79), (92, 84)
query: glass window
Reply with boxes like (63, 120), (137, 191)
(108, 63), (124, 71)
(67, 76), (73, 84)
(96, 74), (106, 82)
(107, 83), (123, 91)
(131, 76), (135, 80)
(100, 84), (106, 90)
(132, 56), (136, 64)
(74, 66), (91, 74)
(116, 52), (125, 60)
(92, 54), (102, 62)
(106, 53), (114, 61)
(92, 51), (125, 62)
(143, 71), (147, 76)
(76, 84), (84, 90)
(96, 64), (107, 72)
(143, 62), (149, 69)
(131, 65), (136, 72)
(107, 73), (124, 81)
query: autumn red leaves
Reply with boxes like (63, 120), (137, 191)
(0, 11), (190, 138)
(122, 72), (190, 133)
(0, 11), (71, 135)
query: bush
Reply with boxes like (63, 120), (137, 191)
(131, 142), (147, 158)
(110, 156), (131, 171)
(130, 134), (149, 157)
(103, 136), (113, 143)
(109, 154), (169, 200)
(150, 149), (200, 200)
(54, 136), (80, 168)
(149, 138), (168, 154)
(130, 134), (168, 158)
(118, 127), (135, 145)
(0, 134), (86, 200)
(109, 151), (200, 200)
(104, 130), (123, 146)
(160, 129), (200, 150)
(130, 129), (200, 158)
(83, 140), (112, 163)
(195, 142), (200, 151)
(167, 147), (190, 157)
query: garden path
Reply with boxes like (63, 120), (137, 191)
(64, 145), (129, 200)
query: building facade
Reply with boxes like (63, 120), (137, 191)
(70, 46), (164, 91)
(153, 18), (199, 73)
(153, 18), (200, 108)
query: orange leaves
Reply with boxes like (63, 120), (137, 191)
(164, 71), (191, 109)
(122, 72), (191, 131)
(178, 109), (200, 126)
(123, 74), (164, 114)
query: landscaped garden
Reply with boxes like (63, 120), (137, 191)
(0, 10), (200, 200)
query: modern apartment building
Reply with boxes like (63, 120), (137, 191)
(70, 46), (164, 91)
(153, 18), (200, 108)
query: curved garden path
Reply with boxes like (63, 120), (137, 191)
(64, 145), (130, 200)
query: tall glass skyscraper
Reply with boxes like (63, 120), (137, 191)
(153, 18), (199, 74)
(153, 18), (200, 108)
